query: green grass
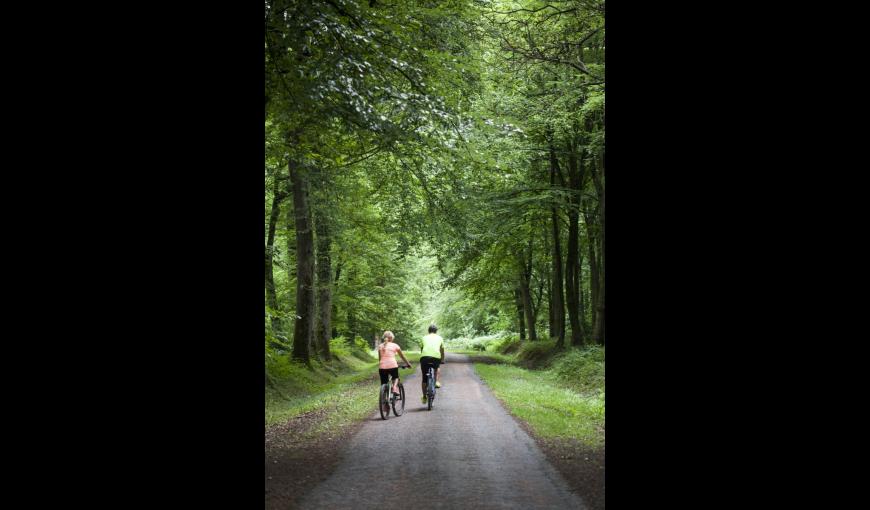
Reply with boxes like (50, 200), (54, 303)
(265, 333), (605, 450)
(266, 356), (375, 426)
(475, 363), (605, 446)
(470, 341), (605, 447)
(265, 344), (423, 429)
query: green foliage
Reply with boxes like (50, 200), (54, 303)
(321, 336), (375, 363)
(550, 345), (605, 394)
(472, 336), (604, 394)
(515, 339), (562, 368)
(266, 0), (604, 399)
(445, 332), (506, 351)
(329, 336), (351, 358)
(496, 336), (521, 354)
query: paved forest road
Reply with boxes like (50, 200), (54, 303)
(297, 353), (587, 509)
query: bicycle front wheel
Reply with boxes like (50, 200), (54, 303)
(379, 384), (390, 420)
(392, 383), (405, 416)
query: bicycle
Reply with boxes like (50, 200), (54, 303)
(379, 364), (411, 420)
(425, 359), (445, 411)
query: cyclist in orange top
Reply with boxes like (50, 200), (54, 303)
(378, 331), (412, 396)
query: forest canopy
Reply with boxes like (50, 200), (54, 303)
(265, 0), (604, 364)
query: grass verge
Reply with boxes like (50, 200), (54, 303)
(471, 341), (605, 509)
(266, 347), (422, 429)
(474, 362), (605, 447)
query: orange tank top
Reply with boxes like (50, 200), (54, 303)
(378, 342), (400, 369)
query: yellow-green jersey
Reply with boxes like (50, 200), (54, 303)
(419, 333), (444, 359)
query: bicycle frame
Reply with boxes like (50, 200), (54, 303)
(380, 364), (409, 419)
(427, 367), (436, 395)
(426, 366), (436, 409)
(423, 359), (444, 410)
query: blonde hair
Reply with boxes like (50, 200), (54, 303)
(382, 330), (394, 342)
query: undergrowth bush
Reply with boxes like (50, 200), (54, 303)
(550, 345), (605, 393)
(266, 335), (375, 386)
(495, 336), (521, 354)
(444, 332), (508, 351)
(515, 339), (560, 368)
(334, 336), (376, 362)
(329, 336), (351, 357)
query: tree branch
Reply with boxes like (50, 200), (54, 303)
(493, 5), (577, 16)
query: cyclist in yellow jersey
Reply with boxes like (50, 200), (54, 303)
(419, 324), (445, 403)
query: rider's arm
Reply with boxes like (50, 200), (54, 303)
(397, 347), (411, 368)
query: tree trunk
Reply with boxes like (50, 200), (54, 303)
(590, 151), (605, 345)
(345, 268), (357, 343)
(519, 268), (537, 342)
(547, 279), (555, 339)
(265, 174), (286, 338)
(288, 157), (314, 365)
(515, 288), (526, 342)
(577, 235), (587, 344)
(583, 250), (592, 331)
(584, 205), (600, 339)
(565, 139), (586, 347)
(315, 215), (332, 361)
(331, 258), (342, 339)
(541, 218), (554, 340)
(347, 308), (357, 345)
(534, 273), (544, 325)
(518, 240), (537, 342)
(549, 145), (566, 347)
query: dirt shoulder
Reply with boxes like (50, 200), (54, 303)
(265, 375), (376, 510)
(266, 406), (369, 509)
(524, 425), (605, 510)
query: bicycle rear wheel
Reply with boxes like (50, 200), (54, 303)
(427, 370), (434, 410)
(392, 383), (405, 416)
(379, 384), (390, 420)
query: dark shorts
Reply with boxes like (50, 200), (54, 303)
(379, 367), (400, 385)
(420, 356), (441, 383)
